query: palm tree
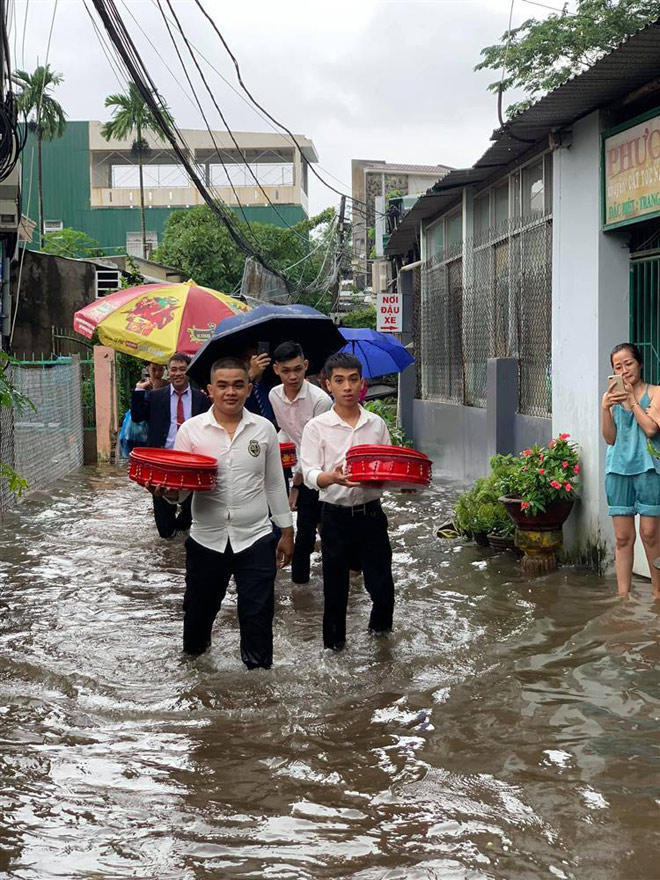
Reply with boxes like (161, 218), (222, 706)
(13, 65), (66, 249)
(101, 84), (171, 259)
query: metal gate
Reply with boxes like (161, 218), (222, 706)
(630, 256), (660, 384)
(51, 327), (96, 461)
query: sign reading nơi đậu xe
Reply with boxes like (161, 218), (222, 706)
(603, 110), (660, 230)
(376, 291), (402, 332)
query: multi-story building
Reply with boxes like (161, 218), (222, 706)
(351, 158), (451, 289)
(21, 121), (319, 256)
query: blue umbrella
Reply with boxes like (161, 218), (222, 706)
(339, 328), (415, 379)
(188, 303), (344, 386)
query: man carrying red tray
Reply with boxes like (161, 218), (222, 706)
(268, 341), (332, 584)
(148, 356), (294, 668)
(300, 352), (394, 651)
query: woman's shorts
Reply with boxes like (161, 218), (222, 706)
(606, 470), (660, 516)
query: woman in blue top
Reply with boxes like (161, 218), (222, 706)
(602, 342), (660, 598)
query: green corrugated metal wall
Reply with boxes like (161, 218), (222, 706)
(21, 121), (308, 253)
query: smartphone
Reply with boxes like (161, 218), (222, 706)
(257, 341), (269, 356)
(608, 374), (625, 394)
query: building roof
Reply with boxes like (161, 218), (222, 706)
(365, 162), (453, 175)
(87, 121), (319, 162)
(387, 18), (660, 256)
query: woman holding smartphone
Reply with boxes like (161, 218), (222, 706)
(602, 342), (660, 598)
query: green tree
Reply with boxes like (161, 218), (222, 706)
(476, 0), (660, 117)
(101, 83), (172, 260)
(0, 353), (35, 497)
(155, 205), (338, 308)
(13, 64), (66, 249)
(42, 227), (106, 259)
(341, 305), (377, 329)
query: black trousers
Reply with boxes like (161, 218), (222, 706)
(152, 493), (192, 539)
(183, 534), (277, 668)
(320, 501), (394, 649)
(292, 484), (321, 583)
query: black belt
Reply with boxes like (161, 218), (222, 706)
(322, 499), (381, 516)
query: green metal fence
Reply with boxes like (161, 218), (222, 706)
(630, 256), (660, 384)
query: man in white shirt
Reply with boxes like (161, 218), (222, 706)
(300, 352), (395, 651)
(150, 356), (294, 668)
(269, 341), (332, 584)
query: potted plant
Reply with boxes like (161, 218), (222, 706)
(454, 477), (490, 545)
(495, 434), (580, 574)
(454, 472), (514, 549)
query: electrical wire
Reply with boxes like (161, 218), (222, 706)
(153, 0), (258, 235)
(82, 0), (128, 89)
(190, 0), (394, 222)
(156, 0), (309, 243)
(89, 0), (292, 289)
(146, 0), (354, 196)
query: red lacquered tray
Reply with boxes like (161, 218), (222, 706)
(280, 442), (298, 469)
(128, 447), (218, 491)
(345, 444), (432, 488)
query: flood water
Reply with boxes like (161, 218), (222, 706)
(1, 467), (659, 879)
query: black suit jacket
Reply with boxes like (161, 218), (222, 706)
(130, 385), (211, 448)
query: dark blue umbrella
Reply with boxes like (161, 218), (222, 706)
(339, 328), (415, 379)
(187, 303), (344, 386)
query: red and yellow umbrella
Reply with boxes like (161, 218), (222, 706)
(73, 280), (249, 363)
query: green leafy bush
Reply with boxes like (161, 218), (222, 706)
(363, 399), (410, 447)
(454, 475), (513, 538)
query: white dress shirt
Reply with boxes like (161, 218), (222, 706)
(300, 406), (390, 506)
(173, 407), (293, 553)
(166, 384), (192, 449)
(268, 382), (332, 472)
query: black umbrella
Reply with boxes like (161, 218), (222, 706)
(187, 303), (344, 386)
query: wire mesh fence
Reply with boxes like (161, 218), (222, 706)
(0, 358), (84, 515)
(418, 217), (552, 416)
(0, 365), (16, 513)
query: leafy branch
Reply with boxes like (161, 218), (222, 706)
(475, 0), (660, 118)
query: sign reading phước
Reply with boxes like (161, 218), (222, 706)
(603, 112), (660, 229)
(377, 292), (402, 332)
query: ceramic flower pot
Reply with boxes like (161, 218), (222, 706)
(499, 497), (575, 575)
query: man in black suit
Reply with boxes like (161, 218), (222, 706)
(131, 352), (211, 538)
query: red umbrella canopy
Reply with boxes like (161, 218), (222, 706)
(73, 280), (249, 363)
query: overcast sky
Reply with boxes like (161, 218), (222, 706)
(10, 0), (557, 217)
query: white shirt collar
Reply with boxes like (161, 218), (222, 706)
(327, 404), (370, 428)
(170, 382), (191, 396)
(201, 406), (256, 432)
(275, 381), (310, 404)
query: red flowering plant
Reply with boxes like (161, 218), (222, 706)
(493, 433), (580, 515)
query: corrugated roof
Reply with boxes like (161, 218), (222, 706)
(386, 18), (660, 257)
(366, 162), (453, 175)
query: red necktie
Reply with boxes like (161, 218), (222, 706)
(176, 391), (185, 429)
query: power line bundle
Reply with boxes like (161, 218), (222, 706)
(0, 89), (26, 181)
(89, 0), (294, 290)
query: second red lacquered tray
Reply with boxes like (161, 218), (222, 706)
(279, 442), (298, 469)
(345, 444), (432, 488)
(128, 447), (218, 491)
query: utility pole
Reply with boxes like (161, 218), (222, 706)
(330, 195), (346, 314)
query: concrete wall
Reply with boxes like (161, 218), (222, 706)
(10, 250), (97, 357)
(413, 392), (551, 485)
(552, 110), (630, 566)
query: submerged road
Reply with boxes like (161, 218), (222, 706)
(0, 467), (659, 879)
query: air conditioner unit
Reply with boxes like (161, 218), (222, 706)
(0, 164), (20, 234)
